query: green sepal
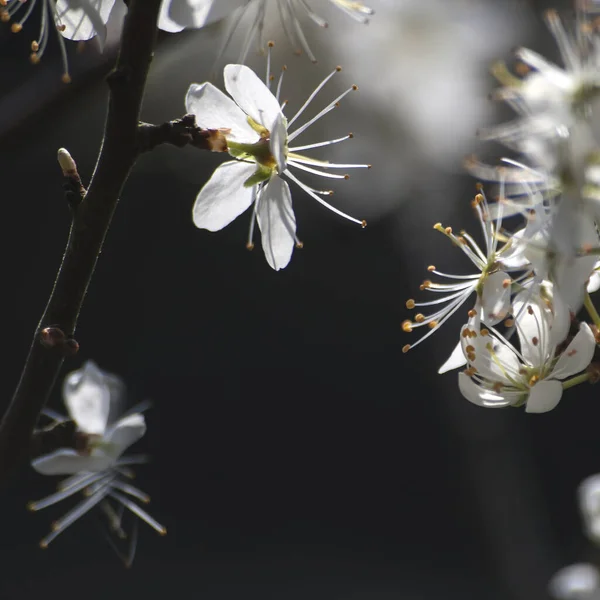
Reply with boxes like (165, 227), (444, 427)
(244, 164), (272, 188)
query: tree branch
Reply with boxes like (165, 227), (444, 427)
(137, 114), (228, 153)
(0, 0), (163, 484)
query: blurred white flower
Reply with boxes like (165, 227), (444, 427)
(549, 563), (600, 600)
(186, 62), (369, 270)
(29, 361), (165, 563)
(160, 0), (373, 62)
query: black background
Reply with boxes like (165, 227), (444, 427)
(0, 2), (599, 599)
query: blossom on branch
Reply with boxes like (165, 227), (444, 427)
(28, 361), (165, 564)
(186, 59), (369, 270)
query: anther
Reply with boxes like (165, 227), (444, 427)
(427, 265), (435, 272)
(10, 23), (22, 33)
(502, 278), (511, 288)
(445, 227), (452, 234)
(504, 318), (514, 327)
(405, 299), (415, 309)
(402, 320), (413, 333)
(414, 314), (424, 323)
(481, 329), (490, 336)
(468, 309), (477, 318)
(402, 344), (411, 353)
(352, 85), (358, 91)
(295, 241), (304, 249)
(427, 321), (438, 329)
(246, 242), (255, 251)
(531, 336), (539, 346)
(420, 280), (432, 290)
(31, 41), (39, 52)
(336, 66), (342, 72)
(361, 220), (367, 228)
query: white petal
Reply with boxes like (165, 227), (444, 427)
(270, 113), (288, 173)
(550, 323), (596, 380)
(548, 563), (600, 600)
(162, 0), (247, 30)
(458, 372), (515, 408)
(513, 291), (553, 369)
(481, 271), (511, 324)
(438, 341), (467, 374)
(32, 449), (113, 475)
(588, 268), (600, 294)
(56, 0), (116, 47)
(63, 361), (112, 435)
(525, 380), (562, 413)
(257, 176), (296, 271)
(158, 0), (185, 32)
(104, 414), (146, 456)
(193, 161), (257, 231)
(224, 64), (283, 129)
(185, 82), (257, 142)
(550, 288), (570, 348)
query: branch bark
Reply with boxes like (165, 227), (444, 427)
(0, 0), (163, 484)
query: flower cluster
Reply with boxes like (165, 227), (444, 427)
(403, 6), (600, 413)
(28, 361), (165, 566)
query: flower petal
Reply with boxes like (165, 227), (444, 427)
(458, 372), (516, 408)
(525, 379), (562, 413)
(513, 291), (553, 369)
(257, 176), (296, 271)
(56, 0), (116, 48)
(63, 361), (112, 435)
(549, 322), (596, 380)
(481, 270), (511, 324)
(438, 341), (467, 374)
(193, 161), (257, 231)
(224, 64), (282, 129)
(104, 414), (146, 456)
(185, 82), (257, 142)
(32, 449), (113, 475)
(270, 113), (288, 173)
(161, 0), (247, 31)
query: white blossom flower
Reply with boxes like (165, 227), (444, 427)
(186, 61), (369, 270)
(549, 563), (600, 600)
(28, 361), (165, 559)
(161, 0), (373, 62)
(402, 186), (531, 371)
(1, 0), (117, 81)
(457, 291), (595, 413)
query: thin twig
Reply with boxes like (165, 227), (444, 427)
(0, 0), (163, 484)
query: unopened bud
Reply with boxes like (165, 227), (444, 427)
(57, 148), (77, 176)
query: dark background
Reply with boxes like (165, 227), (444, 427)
(0, 1), (599, 599)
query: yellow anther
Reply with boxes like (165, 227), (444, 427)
(427, 265), (435, 272)
(502, 278), (511, 288)
(414, 313), (425, 323)
(11, 22), (22, 33)
(402, 320), (413, 333)
(481, 329), (490, 336)
(402, 344), (411, 353)
(405, 299), (415, 310)
(427, 321), (438, 329)
(419, 280), (432, 291)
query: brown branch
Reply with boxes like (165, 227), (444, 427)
(0, 0), (163, 485)
(137, 114), (228, 153)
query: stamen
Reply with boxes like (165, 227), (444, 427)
(109, 491), (166, 535)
